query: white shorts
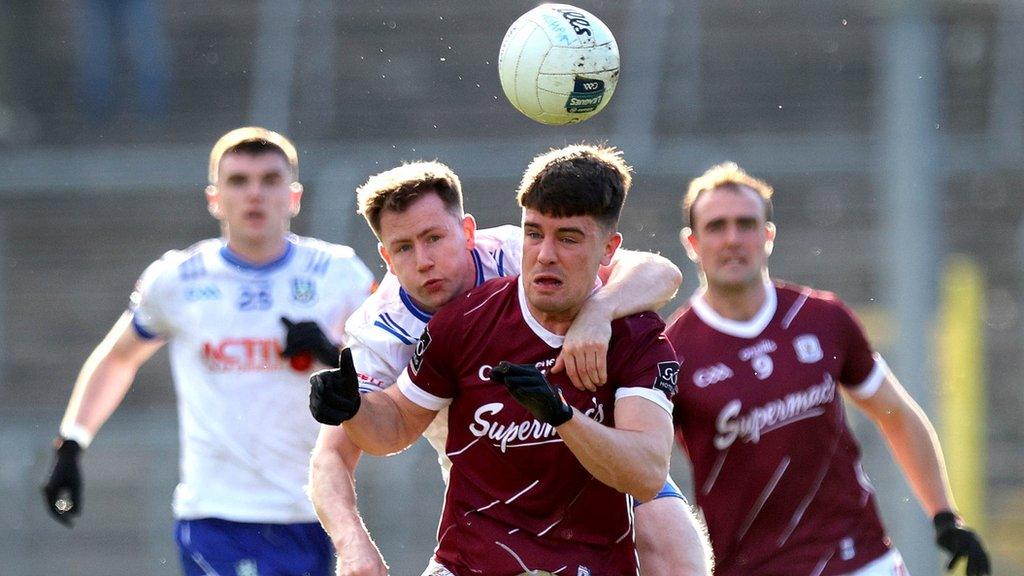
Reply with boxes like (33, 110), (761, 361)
(847, 549), (909, 576)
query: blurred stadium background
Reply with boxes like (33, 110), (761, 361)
(1, 1), (1022, 574)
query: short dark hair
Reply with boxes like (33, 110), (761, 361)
(516, 144), (632, 230)
(356, 161), (464, 238)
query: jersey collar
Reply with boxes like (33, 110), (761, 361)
(517, 276), (565, 349)
(219, 237), (295, 272)
(691, 280), (777, 338)
(471, 248), (485, 286)
(398, 287), (433, 323)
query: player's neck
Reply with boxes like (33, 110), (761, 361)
(703, 278), (769, 322)
(528, 305), (579, 336)
(459, 249), (479, 292)
(225, 234), (289, 265)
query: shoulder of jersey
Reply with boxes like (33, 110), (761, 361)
(773, 279), (843, 313)
(289, 234), (361, 262)
(612, 310), (666, 338)
(288, 235), (372, 283)
(146, 238), (220, 283)
(474, 224), (521, 249)
(345, 275), (407, 332)
(665, 300), (697, 328)
(445, 274), (518, 317)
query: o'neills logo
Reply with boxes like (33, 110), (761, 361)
(469, 400), (606, 452)
(713, 374), (836, 450)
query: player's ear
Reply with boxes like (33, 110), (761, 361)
(601, 232), (623, 266)
(680, 227), (699, 263)
(764, 221), (776, 256)
(288, 182), (303, 217)
(205, 185), (223, 219)
(462, 213), (477, 249)
(377, 243), (395, 274)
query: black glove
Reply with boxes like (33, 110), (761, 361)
(491, 361), (573, 426)
(309, 347), (362, 425)
(281, 317), (340, 368)
(934, 511), (991, 575)
(41, 439), (83, 527)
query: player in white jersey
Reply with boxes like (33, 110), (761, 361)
(308, 160), (710, 575)
(341, 223), (523, 484)
(42, 127), (374, 576)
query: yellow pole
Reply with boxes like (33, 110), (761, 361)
(937, 255), (986, 531)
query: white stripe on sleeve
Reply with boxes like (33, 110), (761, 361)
(396, 368), (452, 411)
(615, 387), (674, 415)
(847, 353), (889, 399)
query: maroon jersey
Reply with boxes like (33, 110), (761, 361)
(665, 281), (891, 576)
(397, 276), (677, 576)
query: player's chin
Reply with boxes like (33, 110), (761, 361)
(237, 218), (270, 236)
(712, 271), (757, 290)
(525, 288), (571, 314)
(413, 287), (454, 311)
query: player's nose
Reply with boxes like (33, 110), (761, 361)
(415, 247), (434, 270)
(537, 237), (558, 263)
(722, 223), (742, 244)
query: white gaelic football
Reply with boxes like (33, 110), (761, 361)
(498, 4), (619, 125)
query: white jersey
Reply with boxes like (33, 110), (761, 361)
(131, 235), (374, 523)
(344, 225), (522, 481)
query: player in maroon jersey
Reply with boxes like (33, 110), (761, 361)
(665, 162), (990, 576)
(310, 145), (711, 575)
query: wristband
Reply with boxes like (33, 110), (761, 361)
(59, 422), (94, 449)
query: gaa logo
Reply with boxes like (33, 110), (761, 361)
(693, 363), (734, 388)
(794, 334), (823, 363)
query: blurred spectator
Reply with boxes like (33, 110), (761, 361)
(72, 0), (172, 123)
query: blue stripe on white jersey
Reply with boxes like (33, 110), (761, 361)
(132, 315), (160, 340)
(398, 288), (433, 322)
(178, 252), (206, 281)
(471, 249), (484, 286)
(381, 313), (415, 341)
(373, 315), (415, 345)
(305, 250), (332, 276)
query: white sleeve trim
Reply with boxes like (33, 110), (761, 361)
(60, 422), (95, 449)
(848, 353), (889, 399)
(396, 368), (452, 411)
(615, 387), (674, 415)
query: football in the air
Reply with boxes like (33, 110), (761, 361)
(498, 4), (620, 125)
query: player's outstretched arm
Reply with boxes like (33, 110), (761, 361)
(310, 348), (437, 454)
(42, 311), (164, 526)
(849, 371), (991, 575)
(309, 425), (388, 576)
(344, 385), (437, 456)
(555, 249), (682, 391)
